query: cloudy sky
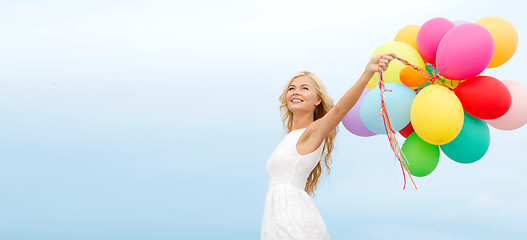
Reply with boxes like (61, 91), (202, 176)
(0, 0), (525, 239)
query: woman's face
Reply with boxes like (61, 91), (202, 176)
(286, 76), (321, 115)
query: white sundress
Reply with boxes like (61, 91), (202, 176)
(261, 128), (330, 240)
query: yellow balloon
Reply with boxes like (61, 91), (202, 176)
(394, 25), (421, 51)
(371, 41), (425, 85)
(366, 79), (377, 89)
(411, 85), (464, 145)
(438, 77), (464, 89)
(475, 17), (518, 68)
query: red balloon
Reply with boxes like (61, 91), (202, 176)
(399, 121), (415, 138)
(454, 76), (512, 119)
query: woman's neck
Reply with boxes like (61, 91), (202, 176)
(291, 112), (314, 131)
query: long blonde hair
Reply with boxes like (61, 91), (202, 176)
(279, 71), (338, 196)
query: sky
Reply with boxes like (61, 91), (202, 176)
(0, 0), (526, 239)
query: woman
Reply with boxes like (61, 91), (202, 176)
(261, 53), (396, 239)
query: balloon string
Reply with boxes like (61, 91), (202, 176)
(394, 56), (455, 91)
(377, 55), (457, 190)
(378, 66), (417, 190)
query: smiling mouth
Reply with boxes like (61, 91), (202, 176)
(291, 98), (303, 103)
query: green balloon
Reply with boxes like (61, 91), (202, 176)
(440, 111), (490, 164)
(402, 132), (440, 177)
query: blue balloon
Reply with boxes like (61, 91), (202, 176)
(360, 83), (416, 134)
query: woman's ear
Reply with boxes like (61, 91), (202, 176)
(315, 97), (322, 106)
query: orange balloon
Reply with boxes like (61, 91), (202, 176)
(394, 25), (421, 51)
(399, 66), (429, 88)
(475, 17), (518, 68)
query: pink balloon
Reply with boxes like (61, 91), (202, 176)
(416, 18), (455, 64)
(436, 23), (494, 80)
(487, 80), (527, 130)
(342, 88), (376, 137)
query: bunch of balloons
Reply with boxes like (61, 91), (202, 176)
(342, 17), (526, 178)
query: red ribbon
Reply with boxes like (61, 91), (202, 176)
(377, 65), (417, 190)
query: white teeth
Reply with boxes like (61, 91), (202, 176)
(292, 99), (302, 103)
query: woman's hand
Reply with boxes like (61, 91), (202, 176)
(365, 52), (397, 75)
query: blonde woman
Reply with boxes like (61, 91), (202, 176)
(261, 53), (396, 239)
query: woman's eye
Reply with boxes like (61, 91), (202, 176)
(303, 87), (308, 90)
(288, 88), (294, 91)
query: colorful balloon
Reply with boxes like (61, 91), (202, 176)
(366, 79), (377, 89)
(394, 25), (421, 50)
(487, 80), (527, 130)
(399, 66), (429, 88)
(453, 20), (470, 26)
(399, 121), (415, 138)
(411, 85), (464, 145)
(439, 77), (463, 89)
(370, 42), (425, 85)
(342, 89), (376, 137)
(416, 18), (455, 64)
(454, 76), (511, 120)
(360, 83), (416, 134)
(436, 23), (494, 80)
(475, 17), (518, 68)
(440, 111), (490, 164)
(402, 132), (440, 177)
(347, 17), (520, 180)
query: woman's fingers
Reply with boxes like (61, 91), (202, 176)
(369, 52), (397, 73)
(378, 53), (396, 71)
(387, 52), (398, 58)
(379, 58), (388, 71)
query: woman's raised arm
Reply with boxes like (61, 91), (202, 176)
(302, 53), (397, 149)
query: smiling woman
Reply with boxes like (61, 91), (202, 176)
(261, 53), (396, 240)
(280, 71), (336, 196)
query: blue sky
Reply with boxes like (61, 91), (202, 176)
(0, 0), (526, 239)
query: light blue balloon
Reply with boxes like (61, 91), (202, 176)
(360, 83), (416, 134)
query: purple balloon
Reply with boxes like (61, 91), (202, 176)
(342, 88), (376, 137)
(452, 20), (470, 26)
